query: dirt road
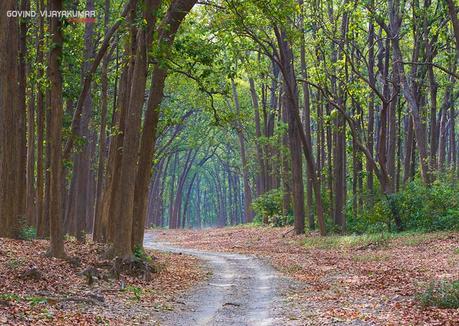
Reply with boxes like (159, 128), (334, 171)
(144, 233), (298, 326)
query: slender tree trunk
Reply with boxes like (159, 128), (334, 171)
(275, 31), (305, 234)
(93, 0), (111, 242)
(168, 152), (179, 229)
(231, 79), (254, 223)
(72, 0), (95, 243)
(249, 77), (266, 197)
(103, 62), (129, 243)
(20, 0), (35, 227)
(46, 0), (66, 258)
(403, 115), (414, 183)
(428, 61), (438, 171)
(35, 0), (46, 237)
(366, 5), (376, 196)
(299, 3), (315, 229)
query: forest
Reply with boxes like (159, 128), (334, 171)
(0, 0), (458, 324)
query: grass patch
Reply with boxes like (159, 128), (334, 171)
(0, 293), (21, 301)
(304, 231), (457, 250)
(417, 280), (459, 309)
(0, 293), (47, 306)
(304, 233), (395, 250)
(400, 231), (452, 246)
(24, 296), (48, 306)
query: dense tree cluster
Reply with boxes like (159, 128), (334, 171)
(1, 0), (458, 258)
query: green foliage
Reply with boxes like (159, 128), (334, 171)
(24, 296), (48, 306)
(133, 245), (152, 263)
(0, 293), (21, 302)
(18, 218), (37, 241)
(417, 280), (459, 309)
(347, 180), (459, 234)
(252, 189), (291, 226)
(252, 189), (283, 219)
(19, 227), (37, 241)
(304, 232), (394, 250)
(124, 285), (142, 301)
(0, 294), (47, 306)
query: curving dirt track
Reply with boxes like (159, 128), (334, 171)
(144, 233), (299, 326)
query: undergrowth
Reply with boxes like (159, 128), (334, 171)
(346, 179), (459, 234)
(418, 280), (459, 309)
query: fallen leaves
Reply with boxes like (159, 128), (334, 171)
(0, 237), (206, 325)
(152, 226), (459, 325)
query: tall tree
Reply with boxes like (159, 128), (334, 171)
(46, 0), (66, 258)
(0, 0), (26, 238)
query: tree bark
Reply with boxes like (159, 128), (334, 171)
(72, 0), (95, 242)
(93, 0), (111, 242)
(231, 79), (254, 223)
(36, 0), (46, 237)
(46, 0), (66, 258)
(0, 0), (25, 238)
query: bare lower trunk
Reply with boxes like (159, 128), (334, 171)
(232, 79), (254, 223)
(47, 0), (66, 258)
(0, 0), (25, 238)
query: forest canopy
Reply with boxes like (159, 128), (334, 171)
(0, 0), (458, 257)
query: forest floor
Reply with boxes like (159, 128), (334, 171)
(144, 233), (299, 325)
(151, 226), (459, 325)
(0, 237), (205, 325)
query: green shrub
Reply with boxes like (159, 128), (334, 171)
(252, 189), (291, 226)
(347, 197), (391, 234)
(398, 180), (459, 231)
(19, 225), (37, 241)
(347, 180), (459, 233)
(418, 280), (459, 309)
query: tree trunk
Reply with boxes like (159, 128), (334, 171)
(366, 11), (376, 196)
(72, 0), (95, 243)
(131, 0), (197, 249)
(231, 79), (254, 223)
(46, 0), (66, 258)
(93, 0), (111, 242)
(389, 0), (431, 185)
(35, 0), (46, 237)
(249, 77), (266, 197)
(299, 4), (315, 230)
(0, 0), (25, 238)
(275, 27), (326, 235)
